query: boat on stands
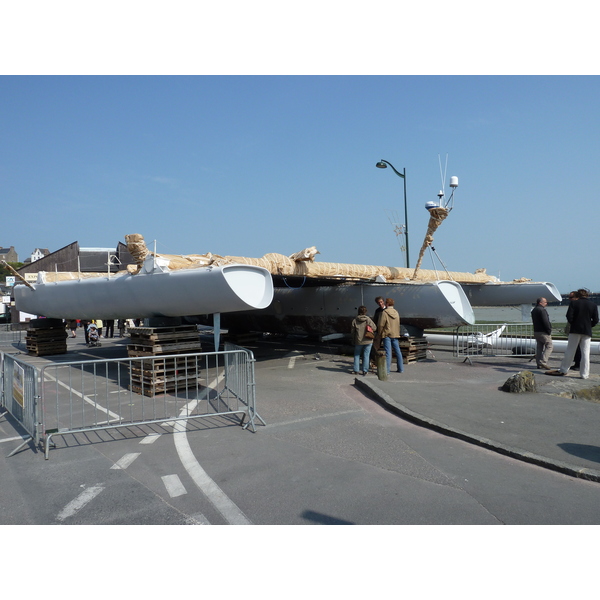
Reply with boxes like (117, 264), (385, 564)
(10, 169), (561, 336)
(10, 231), (560, 338)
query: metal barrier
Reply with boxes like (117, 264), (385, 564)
(0, 352), (40, 456)
(39, 342), (263, 459)
(0, 324), (23, 348)
(453, 323), (537, 363)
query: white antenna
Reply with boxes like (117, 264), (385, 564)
(432, 154), (458, 211)
(438, 153), (448, 199)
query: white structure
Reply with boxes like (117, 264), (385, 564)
(14, 257), (274, 320)
(30, 248), (49, 262)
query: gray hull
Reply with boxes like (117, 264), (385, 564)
(219, 280), (475, 336)
(461, 281), (562, 306)
(14, 264), (274, 320)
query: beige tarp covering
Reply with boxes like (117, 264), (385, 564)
(31, 233), (543, 285)
(120, 233), (499, 284)
(37, 271), (129, 282)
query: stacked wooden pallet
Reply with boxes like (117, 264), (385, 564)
(127, 325), (202, 396)
(399, 336), (428, 364)
(26, 319), (68, 356)
(127, 325), (203, 357)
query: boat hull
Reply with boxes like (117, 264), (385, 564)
(14, 264), (274, 320)
(461, 282), (562, 305)
(217, 280), (475, 336)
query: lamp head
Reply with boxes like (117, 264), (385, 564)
(375, 161), (387, 169)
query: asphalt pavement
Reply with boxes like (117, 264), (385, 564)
(354, 347), (600, 481)
(4, 331), (600, 484)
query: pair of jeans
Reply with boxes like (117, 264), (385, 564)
(383, 337), (404, 373)
(353, 343), (372, 373)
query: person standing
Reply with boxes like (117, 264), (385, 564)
(350, 306), (377, 375)
(378, 297), (404, 374)
(566, 291), (582, 370)
(531, 297), (553, 369)
(373, 297), (386, 327)
(95, 318), (103, 337)
(547, 288), (599, 379)
(117, 319), (126, 337)
(369, 296), (387, 372)
(81, 319), (90, 344)
(105, 319), (115, 338)
(67, 319), (78, 338)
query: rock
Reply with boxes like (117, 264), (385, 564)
(501, 370), (537, 393)
(573, 386), (600, 403)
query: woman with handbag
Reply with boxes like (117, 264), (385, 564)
(350, 305), (377, 375)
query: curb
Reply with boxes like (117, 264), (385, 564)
(354, 377), (600, 483)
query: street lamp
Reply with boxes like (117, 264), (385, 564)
(376, 160), (409, 268)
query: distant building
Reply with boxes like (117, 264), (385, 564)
(0, 246), (18, 263)
(17, 241), (136, 277)
(30, 248), (50, 263)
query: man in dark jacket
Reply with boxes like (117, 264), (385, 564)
(547, 288), (599, 379)
(531, 297), (553, 369)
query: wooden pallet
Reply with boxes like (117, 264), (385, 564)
(129, 375), (202, 397)
(26, 326), (68, 356)
(399, 336), (428, 363)
(134, 356), (200, 370)
(127, 342), (203, 357)
(127, 325), (204, 395)
(129, 325), (200, 342)
(128, 325), (201, 356)
(25, 329), (69, 342)
(130, 330), (201, 344)
(26, 343), (68, 356)
(130, 366), (200, 382)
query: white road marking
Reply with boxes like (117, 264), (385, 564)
(269, 409), (364, 428)
(140, 433), (161, 444)
(173, 375), (252, 525)
(0, 435), (29, 444)
(186, 513), (211, 525)
(162, 474), (187, 498)
(43, 371), (122, 420)
(110, 452), (140, 470)
(56, 484), (105, 521)
(285, 350), (304, 369)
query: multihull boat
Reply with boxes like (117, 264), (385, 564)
(11, 233), (562, 338)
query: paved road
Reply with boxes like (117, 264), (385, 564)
(1, 334), (600, 525)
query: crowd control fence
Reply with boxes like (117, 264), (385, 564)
(2, 342), (262, 459)
(453, 323), (537, 363)
(39, 342), (262, 459)
(0, 352), (40, 456)
(0, 324), (23, 348)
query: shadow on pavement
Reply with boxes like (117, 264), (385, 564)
(558, 443), (600, 464)
(301, 510), (355, 525)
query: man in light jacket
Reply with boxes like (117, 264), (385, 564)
(377, 297), (404, 374)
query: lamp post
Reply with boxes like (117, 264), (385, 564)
(376, 160), (409, 268)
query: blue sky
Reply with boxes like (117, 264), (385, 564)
(1, 1), (599, 295)
(2, 75), (599, 294)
